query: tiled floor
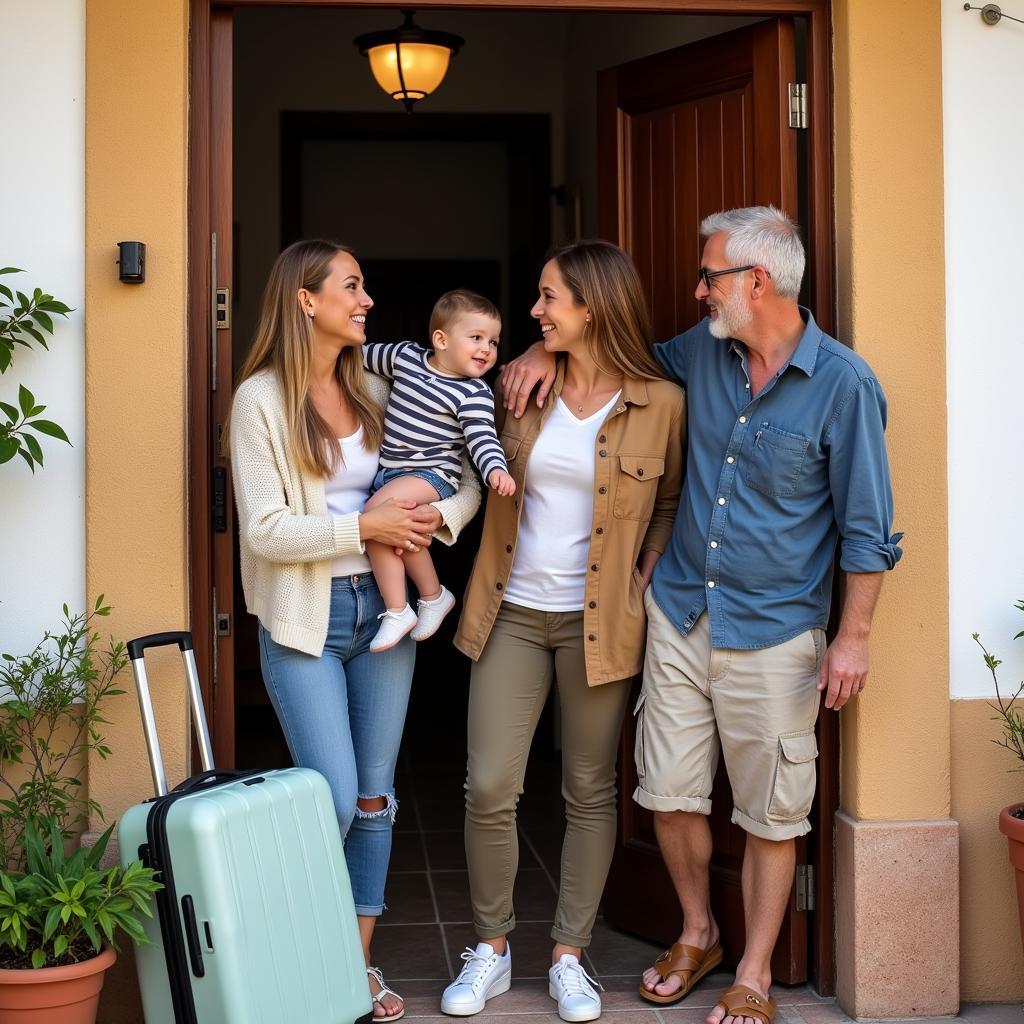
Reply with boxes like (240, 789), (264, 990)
(375, 732), (1022, 1024)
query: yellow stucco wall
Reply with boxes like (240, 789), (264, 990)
(832, 0), (950, 822)
(85, 0), (190, 823)
(83, 0), (1021, 1006)
(952, 698), (1024, 1000)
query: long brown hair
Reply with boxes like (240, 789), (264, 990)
(547, 240), (664, 380)
(229, 239), (383, 478)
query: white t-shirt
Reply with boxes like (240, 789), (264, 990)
(503, 392), (621, 612)
(324, 426), (378, 577)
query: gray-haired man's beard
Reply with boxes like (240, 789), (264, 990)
(708, 286), (753, 340)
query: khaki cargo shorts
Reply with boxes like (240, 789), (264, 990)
(633, 590), (824, 840)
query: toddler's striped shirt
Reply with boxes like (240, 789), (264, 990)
(362, 341), (507, 488)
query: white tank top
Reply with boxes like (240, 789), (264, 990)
(324, 426), (378, 577)
(503, 391), (621, 611)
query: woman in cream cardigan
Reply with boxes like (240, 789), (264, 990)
(229, 239), (480, 1022)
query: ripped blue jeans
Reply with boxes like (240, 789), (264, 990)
(258, 574), (415, 916)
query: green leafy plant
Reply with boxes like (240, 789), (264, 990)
(0, 816), (160, 969)
(0, 266), (73, 472)
(0, 599), (128, 872)
(973, 599), (1024, 780)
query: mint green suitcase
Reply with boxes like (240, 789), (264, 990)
(118, 632), (373, 1024)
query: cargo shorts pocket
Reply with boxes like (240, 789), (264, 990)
(633, 692), (648, 781)
(767, 729), (818, 822)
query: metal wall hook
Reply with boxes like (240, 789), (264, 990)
(964, 3), (1024, 26)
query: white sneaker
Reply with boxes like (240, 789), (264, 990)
(370, 605), (417, 653)
(548, 954), (602, 1022)
(440, 941), (512, 1016)
(410, 586), (456, 641)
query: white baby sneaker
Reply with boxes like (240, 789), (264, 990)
(370, 604), (417, 653)
(410, 586), (456, 641)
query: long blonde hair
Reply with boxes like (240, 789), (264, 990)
(548, 240), (664, 380)
(231, 239), (383, 477)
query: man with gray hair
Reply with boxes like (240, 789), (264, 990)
(499, 206), (902, 1024)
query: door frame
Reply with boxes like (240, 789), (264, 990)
(187, 0), (836, 990)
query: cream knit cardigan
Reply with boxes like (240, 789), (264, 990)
(230, 368), (482, 656)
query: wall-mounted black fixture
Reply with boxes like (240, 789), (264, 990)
(117, 241), (146, 284)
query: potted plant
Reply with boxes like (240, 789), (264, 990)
(0, 817), (160, 1022)
(973, 598), (1024, 949)
(0, 600), (161, 1021)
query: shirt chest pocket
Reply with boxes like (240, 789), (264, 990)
(740, 424), (810, 498)
(613, 455), (665, 520)
(500, 432), (523, 463)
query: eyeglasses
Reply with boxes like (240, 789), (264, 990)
(697, 264), (770, 289)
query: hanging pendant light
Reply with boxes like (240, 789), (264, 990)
(354, 10), (464, 113)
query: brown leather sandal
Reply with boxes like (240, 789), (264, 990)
(638, 940), (723, 1005)
(714, 983), (777, 1024)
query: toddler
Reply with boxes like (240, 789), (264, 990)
(361, 289), (515, 652)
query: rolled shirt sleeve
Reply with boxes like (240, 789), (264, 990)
(825, 376), (904, 573)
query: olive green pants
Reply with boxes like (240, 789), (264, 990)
(464, 601), (631, 948)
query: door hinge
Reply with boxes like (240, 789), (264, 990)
(796, 864), (815, 911)
(788, 83), (808, 129)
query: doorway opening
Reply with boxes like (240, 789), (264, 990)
(192, 0), (836, 997)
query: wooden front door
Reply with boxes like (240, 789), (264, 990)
(597, 19), (827, 987)
(188, 4), (236, 769)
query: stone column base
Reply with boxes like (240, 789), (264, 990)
(835, 811), (959, 1018)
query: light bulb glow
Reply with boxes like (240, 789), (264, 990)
(367, 42), (452, 101)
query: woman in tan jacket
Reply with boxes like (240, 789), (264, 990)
(440, 241), (685, 1023)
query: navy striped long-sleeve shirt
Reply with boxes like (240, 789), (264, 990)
(362, 342), (507, 488)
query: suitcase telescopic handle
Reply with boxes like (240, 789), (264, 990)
(127, 630), (215, 797)
(126, 631), (193, 660)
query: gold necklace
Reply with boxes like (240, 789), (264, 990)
(566, 381), (618, 415)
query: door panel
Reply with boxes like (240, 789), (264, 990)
(598, 18), (811, 984)
(210, 8), (235, 770)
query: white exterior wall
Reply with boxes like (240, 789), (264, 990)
(944, 5), (1024, 697)
(0, 2), (86, 655)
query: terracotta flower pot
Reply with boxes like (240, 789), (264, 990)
(1000, 802), (1024, 950)
(0, 946), (115, 1024)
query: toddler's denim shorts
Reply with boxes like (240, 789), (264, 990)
(371, 465), (456, 500)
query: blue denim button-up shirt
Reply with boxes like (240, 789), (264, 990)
(650, 309), (903, 650)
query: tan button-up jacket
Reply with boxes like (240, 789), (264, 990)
(454, 363), (685, 686)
